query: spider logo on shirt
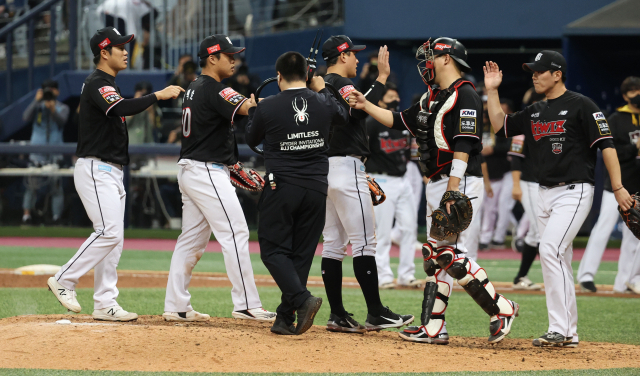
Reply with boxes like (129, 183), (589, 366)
(292, 97), (309, 125)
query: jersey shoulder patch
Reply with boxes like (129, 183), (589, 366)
(510, 135), (524, 154)
(98, 85), (121, 104)
(338, 85), (356, 102)
(219, 87), (245, 105)
(459, 109), (477, 134)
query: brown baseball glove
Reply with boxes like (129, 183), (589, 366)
(367, 175), (386, 206)
(619, 193), (640, 239)
(228, 162), (265, 192)
(430, 190), (473, 241)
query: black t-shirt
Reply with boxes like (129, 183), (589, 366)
(365, 116), (409, 176)
(482, 122), (511, 180)
(76, 69), (129, 165)
(509, 135), (537, 183)
(245, 87), (349, 194)
(498, 90), (613, 187)
(391, 82), (483, 177)
(603, 109), (640, 193)
(179, 75), (247, 164)
(324, 73), (385, 157)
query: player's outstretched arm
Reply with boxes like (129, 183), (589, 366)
(483, 61), (506, 134)
(236, 95), (257, 116)
(154, 85), (185, 101)
(602, 147), (634, 211)
(375, 45), (390, 85)
(348, 90), (394, 127)
(110, 85), (184, 117)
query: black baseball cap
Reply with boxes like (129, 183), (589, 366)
(523, 50), (566, 73)
(198, 35), (245, 59)
(90, 27), (134, 57)
(322, 35), (365, 61)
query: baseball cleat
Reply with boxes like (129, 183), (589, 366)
(511, 237), (525, 253)
(365, 306), (414, 331)
(488, 301), (519, 343)
(513, 276), (541, 291)
(295, 296), (323, 335)
(398, 325), (449, 344)
(271, 316), (296, 335)
(163, 310), (210, 322)
(47, 277), (81, 313)
(92, 306), (138, 321)
(579, 281), (597, 293)
(326, 312), (366, 333)
(532, 332), (573, 347)
(379, 282), (396, 290)
(398, 279), (423, 289)
(232, 307), (277, 322)
(626, 281), (640, 295)
(556, 341), (579, 348)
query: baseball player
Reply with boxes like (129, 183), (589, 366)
(320, 35), (414, 333)
(578, 76), (640, 294)
(365, 83), (421, 290)
(350, 37), (519, 345)
(484, 51), (633, 347)
(246, 52), (349, 335)
(163, 35), (275, 322)
(47, 27), (183, 320)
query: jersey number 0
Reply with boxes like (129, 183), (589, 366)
(182, 107), (191, 138)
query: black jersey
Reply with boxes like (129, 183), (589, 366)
(509, 135), (537, 183)
(179, 75), (247, 164)
(498, 90), (613, 187)
(76, 69), (129, 165)
(482, 122), (511, 180)
(245, 87), (349, 194)
(391, 80), (483, 178)
(365, 116), (409, 176)
(603, 106), (640, 193)
(324, 73), (385, 157)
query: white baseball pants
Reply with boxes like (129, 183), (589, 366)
(538, 183), (594, 342)
(480, 173), (517, 244)
(615, 226), (640, 292)
(371, 174), (417, 285)
(322, 156), (377, 260)
(520, 180), (541, 247)
(54, 157), (126, 310)
(164, 159), (262, 312)
(390, 161), (423, 248)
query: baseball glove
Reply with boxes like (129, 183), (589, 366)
(367, 175), (386, 206)
(619, 193), (640, 239)
(228, 162), (265, 192)
(430, 191), (473, 241)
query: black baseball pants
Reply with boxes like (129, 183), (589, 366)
(258, 182), (326, 325)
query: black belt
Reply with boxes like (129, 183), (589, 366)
(541, 180), (589, 189)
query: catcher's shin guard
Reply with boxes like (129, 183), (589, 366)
(419, 273), (450, 337)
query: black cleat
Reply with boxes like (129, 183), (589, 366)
(326, 312), (366, 333)
(488, 302), (519, 343)
(271, 316), (296, 335)
(295, 296), (322, 335)
(398, 325), (449, 344)
(365, 306), (414, 331)
(580, 281), (597, 293)
(479, 243), (489, 251)
(532, 332), (573, 347)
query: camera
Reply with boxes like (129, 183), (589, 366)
(42, 88), (56, 102)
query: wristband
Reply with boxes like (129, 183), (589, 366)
(450, 159), (468, 179)
(613, 186), (624, 192)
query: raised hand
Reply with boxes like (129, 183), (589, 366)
(483, 61), (503, 91)
(309, 76), (326, 92)
(348, 90), (366, 109)
(155, 85), (185, 100)
(377, 45), (391, 81)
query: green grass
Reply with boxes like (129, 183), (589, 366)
(0, 246), (622, 286)
(1, 286), (639, 345)
(0, 370), (638, 376)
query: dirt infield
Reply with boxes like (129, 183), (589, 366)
(0, 314), (639, 373)
(1, 269), (637, 298)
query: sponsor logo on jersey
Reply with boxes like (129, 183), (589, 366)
(98, 165), (112, 172)
(593, 112), (605, 120)
(339, 85), (356, 102)
(207, 44), (221, 54)
(337, 42), (349, 52)
(559, 110), (568, 115)
(510, 136), (524, 154)
(99, 85), (121, 104)
(99, 86), (116, 94)
(552, 142), (562, 154)
(460, 118), (476, 134)
(434, 43), (451, 50)
(531, 120), (566, 141)
(380, 137), (408, 154)
(531, 112), (540, 118)
(292, 97), (309, 125)
(219, 87), (244, 105)
(460, 109), (476, 117)
(99, 38), (110, 49)
(596, 119), (611, 135)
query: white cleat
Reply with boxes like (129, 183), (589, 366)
(163, 310), (210, 322)
(47, 277), (81, 313)
(513, 276), (542, 291)
(92, 306), (138, 321)
(232, 307), (277, 322)
(627, 282), (640, 295)
(398, 279), (423, 289)
(379, 282), (396, 290)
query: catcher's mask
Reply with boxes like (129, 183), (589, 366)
(416, 37), (472, 85)
(416, 39), (435, 85)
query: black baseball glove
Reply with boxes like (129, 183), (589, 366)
(430, 191), (473, 241)
(619, 193), (640, 239)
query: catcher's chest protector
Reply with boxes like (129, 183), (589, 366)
(418, 79), (473, 180)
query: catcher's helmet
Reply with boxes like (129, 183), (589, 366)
(416, 37), (471, 85)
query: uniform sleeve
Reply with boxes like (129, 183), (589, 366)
(245, 105), (265, 148)
(85, 78), (124, 115)
(453, 86), (482, 141)
(499, 107), (530, 138)
(581, 97), (613, 148)
(391, 102), (420, 136)
(327, 76), (367, 120)
(317, 88), (349, 126)
(212, 85), (248, 124)
(508, 135), (525, 171)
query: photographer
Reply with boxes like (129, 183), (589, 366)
(21, 79), (70, 224)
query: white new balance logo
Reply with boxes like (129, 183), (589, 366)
(559, 110), (568, 115)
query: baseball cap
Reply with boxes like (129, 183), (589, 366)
(198, 35), (245, 59)
(523, 50), (566, 73)
(90, 27), (134, 57)
(322, 35), (365, 61)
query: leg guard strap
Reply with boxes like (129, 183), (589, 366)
(419, 274), (450, 337)
(462, 278), (500, 316)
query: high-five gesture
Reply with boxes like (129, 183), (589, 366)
(348, 90), (367, 110)
(483, 61), (503, 91)
(377, 45), (391, 82)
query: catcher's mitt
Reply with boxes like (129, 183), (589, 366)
(367, 175), (386, 206)
(228, 162), (265, 192)
(430, 191), (473, 241)
(619, 193), (640, 239)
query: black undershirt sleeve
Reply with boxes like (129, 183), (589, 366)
(453, 137), (477, 154)
(596, 138), (614, 151)
(511, 156), (523, 171)
(109, 94), (158, 117)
